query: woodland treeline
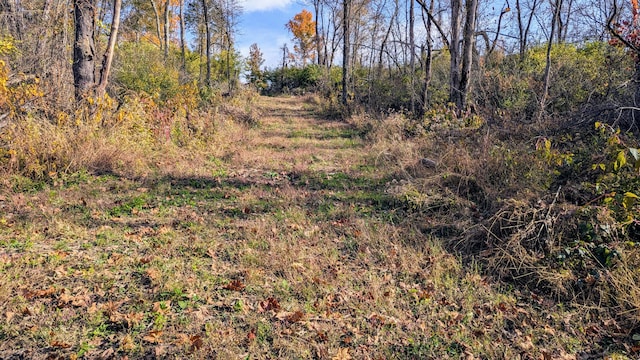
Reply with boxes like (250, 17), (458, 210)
(261, 0), (640, 121)
(0, 0), (639, 120)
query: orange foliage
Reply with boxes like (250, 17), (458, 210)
(286, 9), (316, 66)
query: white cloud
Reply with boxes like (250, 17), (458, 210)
(239, 0), (294, 12)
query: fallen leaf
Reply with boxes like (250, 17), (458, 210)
(277, 310), (305, 323)
(332, 347), (352, 360)
(190, 335), (204, 350)
(247, 329), (256, 342)
(50, 340), (71, 349)
(145, 268), (161, 282)
(124, 312), (145, 328)
(175, 333), (190, 346)
(120, 335), (135, 351)
(152, 301), (171, 314)
(154, 345), (168, 356)
(259, 297), (281, 312)
(317, 331), (328, 342)
(143, 330), (163, 343)
(24, 286), (57, 299)
(223, 280), (245, 291)
(98, 348), (115, 360)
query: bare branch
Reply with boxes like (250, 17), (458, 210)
(607, 0), (640, 54)
(415, 0), (450, 48)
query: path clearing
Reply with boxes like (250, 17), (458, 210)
(0, 96), (590, 359)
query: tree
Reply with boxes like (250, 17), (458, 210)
(608, 0), (640, 105)
(246, 43), (265, 89)
(342, 0), (350, 106)
(515, 0), (540, 61)
(202, 0), (212, 86)
(286, 9), (317, 66)
(449, 0), (478, 110)
(97, 0), (122, 96)
(539, 0), (562, 118)
(73, 0), (96, 100)
(73, 0), (121, 100)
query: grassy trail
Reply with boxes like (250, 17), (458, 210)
(0, 96), (594, 359)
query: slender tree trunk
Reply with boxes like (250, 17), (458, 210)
(378, 0), (397, 77)
(180, 0), (186, 71)
(202, 0), (211, 86)
(458, 0), (477, 109)
(555, 0), (563, 44)
(96, 0), (121, 96)
(539, 0), (561, 119)
(409, 0), (415, 113)
(226, 31), (232, 93)
(517, 0), (538, 62)
(164, 0), (170, 59)
(449, 0), (462, 108)
(314, 0), (323, 65)
(149, 0), (162, 49)
(342, 0), (350, 107)
(421, 0), (434, 115)
(73, 0), (96, 100)
(560, 0), (573, 43)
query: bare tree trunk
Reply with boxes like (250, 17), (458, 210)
(409, 0), (416, 113)
(202, 0), (211, 86)
(96, 0), (121, 96)
(73, 0), (96, 100)
(449, 0), (462, 108)
(378, 0), (397, 77)
(539, 0), (561, 119)
(314, 0), (323, 65)
(342, 0), (350, 107)
(517, 0), (539, 62)
(226, 31), (232, 93)
(458, 0), (477, 109)
(150, 0), (163, 50)
(420, 0), (434, 115)
(180, 0), (186, 71)
(554, 0), (563, 43)
(164, 0), (170, 59)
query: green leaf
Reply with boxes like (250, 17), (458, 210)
(632, 333), (640, 341)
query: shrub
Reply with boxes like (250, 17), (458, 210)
(113, 41), (181, 103)
(477, 42), (630, 121)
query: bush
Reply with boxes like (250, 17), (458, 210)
(263, 64), (322, 94)
(477, 42), (631, 121)
(113, 41), (181, 103)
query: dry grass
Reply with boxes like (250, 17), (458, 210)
(364, 106), (640, 357)
(0, 96), (633, 359)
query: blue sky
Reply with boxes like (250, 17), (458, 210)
(236, 0), (308, 69)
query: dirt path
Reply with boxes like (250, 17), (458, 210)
(0, 96), (593, 359)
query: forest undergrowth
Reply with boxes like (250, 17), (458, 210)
(0, 92), (639, 359)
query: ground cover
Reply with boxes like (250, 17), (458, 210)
(0, 96), (626, 359)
